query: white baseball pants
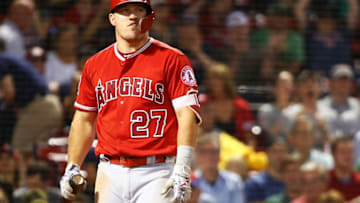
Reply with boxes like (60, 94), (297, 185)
(94, 161), (174, 203)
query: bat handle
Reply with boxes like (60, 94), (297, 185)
(62, 199), (73, 203)
(70, 174), (86, 194)
(62, 175), (86, 203)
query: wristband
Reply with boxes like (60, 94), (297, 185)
(176, 145), (194, 167)
(65, 162), (81, 175)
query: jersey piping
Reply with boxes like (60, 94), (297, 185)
(113, 38), (154, 61)
(74, 101), (97, 111)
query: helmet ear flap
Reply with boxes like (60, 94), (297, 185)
(141, 12), (155, 33)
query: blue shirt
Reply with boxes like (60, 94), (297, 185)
(245, 171), (285, 202)
(0, 53), (48, 107)
(306, 25), (352, 75)
(196, 170), (245, 203)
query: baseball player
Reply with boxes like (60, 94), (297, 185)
(59, 0), (201, 202)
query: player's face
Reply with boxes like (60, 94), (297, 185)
(109, 4), (148, 42)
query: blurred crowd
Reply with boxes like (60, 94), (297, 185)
(1, 0), (360, 202)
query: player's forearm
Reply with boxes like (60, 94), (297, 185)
(67, 110), (97, 166)
(176, 107), (198, 147)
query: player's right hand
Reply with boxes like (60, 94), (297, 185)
(161, 164), (192, 203)
(60, 162), (85, 200)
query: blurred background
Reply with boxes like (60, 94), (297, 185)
(1, 0), (360, 202)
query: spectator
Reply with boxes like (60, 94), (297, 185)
(295, 0), (358, 32)
(173, 14), (218, 86)
(291, 162), (328, 203)
(287, 115), (334, 169)
(198, 0), (233, 51)
(61, 46), (95, 127)
(258, 71), (294, 138)
(0, 53), (62, 156)
(198, 95), (219, 135)
(287, 70), (329, 149)
(63, 0), (110, 46)
(295, 0), (357, 76)
(45, 24), (78, 91)
(225, 11), (268, 86)
(198, 97), (268, 173)
(265, 155), (303, 203)
(225, 156), (249, 181)
(317, 64), (360, 138)
(0, 0), (41, 59)
(186, 175), (215, 203)
(245, 136), (288, 203)
(194, 133), (245, 203)
(327, 137), (360, 201)
(203, 64), (254, 143)
(149, 0), (176, 45)
(250, 2), (304, 79)
(87, 10), (114, 51)
(13, 160), (62, 203)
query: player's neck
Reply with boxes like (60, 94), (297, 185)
(116, 35), (149, 54)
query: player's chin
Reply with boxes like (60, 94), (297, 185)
(124, 30), (141, 38)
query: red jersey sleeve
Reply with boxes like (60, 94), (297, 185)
(74, 60), (97, 112)
(166, 53), (201, 123)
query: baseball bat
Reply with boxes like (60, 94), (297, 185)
(62, 175), (87, 203)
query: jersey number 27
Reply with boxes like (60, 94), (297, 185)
(130, 109), (167, 138)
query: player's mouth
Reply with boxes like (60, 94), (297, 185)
(128, 22), (138, 27)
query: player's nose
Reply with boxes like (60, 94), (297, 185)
(128, 12), (140, 21)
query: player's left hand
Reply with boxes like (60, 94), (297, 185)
(161, 164), (191, 203)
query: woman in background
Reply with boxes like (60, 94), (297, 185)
(202, 64), (254, 144)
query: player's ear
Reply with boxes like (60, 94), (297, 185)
(109, 13), (116, 26)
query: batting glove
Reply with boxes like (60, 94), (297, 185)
(161, 146), (193, 203)
(162, 164), (192, 202)
(60, 162), (85, 200)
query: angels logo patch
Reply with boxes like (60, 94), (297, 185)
(180, 66), (197, 86)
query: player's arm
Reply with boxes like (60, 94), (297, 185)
(67, 110), (97, 165)
(176, 106), (198, 147)
(60, 110), (97, 200)
(162, 106), (198, 202)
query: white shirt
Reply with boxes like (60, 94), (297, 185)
(258, 103), (301, 137)
(317, 96), (360, 138)
(0, 20), (25, 58)
(45, 51), (77, 85)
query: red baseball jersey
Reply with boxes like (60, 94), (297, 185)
(75, 38), (201, 157)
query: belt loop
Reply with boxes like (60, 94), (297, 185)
(165, 156), (175, 164)
(147, 156), (155, 164)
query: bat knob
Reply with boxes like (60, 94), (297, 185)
(70, 174), (87, 195)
